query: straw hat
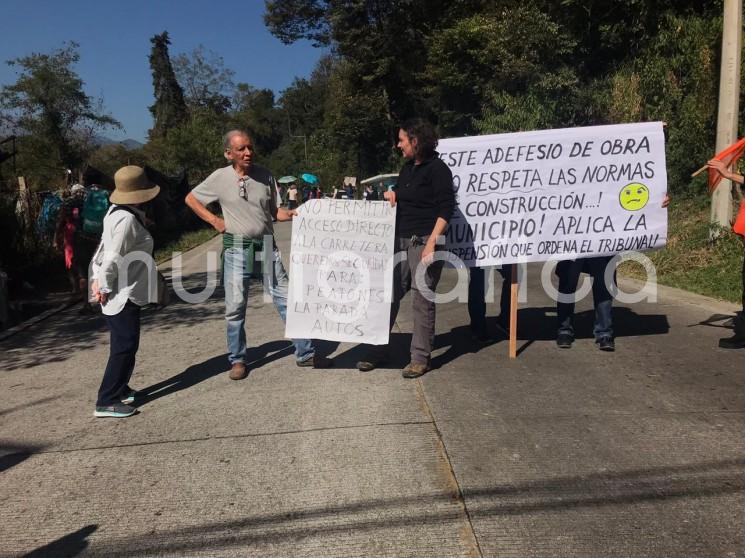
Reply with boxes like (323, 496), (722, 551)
(110, 166), (160, 205)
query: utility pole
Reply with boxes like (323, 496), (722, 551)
(711, 0), (743, 230)
(287, 117), (308, 163)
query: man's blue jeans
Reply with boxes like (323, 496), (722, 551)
(556, 257), (614, 340)
(223, 245), (314, 365)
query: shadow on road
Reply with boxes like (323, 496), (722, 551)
(690, 313), (737, 330)
(331, 305), (670, 371)
(22, 525), (97, 557)
(136, 340), (294, 406)
(0, 271), (225, 371)
(0, 442), (45, 473)
(67, 457), (745, 556)
(0, 395), (61, 418)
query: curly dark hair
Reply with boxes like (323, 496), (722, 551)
(399, 118), (438, 160)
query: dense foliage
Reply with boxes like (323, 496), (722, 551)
(0, 42), (120, 187)
(1, 2), (739, 195)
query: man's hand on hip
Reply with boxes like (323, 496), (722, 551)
(211, 216), (226, 233)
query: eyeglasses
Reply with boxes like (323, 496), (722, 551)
(238, 176), (249, 201)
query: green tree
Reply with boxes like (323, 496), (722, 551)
(172, 45), (235, 114)
(263, 0), (736, 196)
(0, 42), (120, 186)
(88, 143), (147, 178)
(265, 1), (461, 124)
(264, 59), (334, 179)
(423, 7), (578, 135)
(145, 33), (226, 182)
(279, 55), (334, 138)
(599, 12), (722, 195)
(541, 0), (720, 77)
(144, 107), (225, 183)
(148, 32), (188, 140)
(229, 84), (282, 154)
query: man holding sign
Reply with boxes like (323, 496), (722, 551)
(185, 130), (333, 380)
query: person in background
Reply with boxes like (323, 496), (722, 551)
(555, 194), (671, 352)
(357, 118), (455, 378)
(184, 130), (333, 380)
(468, 266), (512, 341)
(55, 184), (87, 296)
(90, 166), (161, 418)
(55, 184), (97, 314)
(707, 158), (745, 349)
(287, 184), (298, 210)
(364, 184), (379, 201)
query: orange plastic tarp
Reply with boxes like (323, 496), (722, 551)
(709, 137), (745, 194)
(733, 199), (745, 236)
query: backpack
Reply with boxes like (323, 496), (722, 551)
(35, 193), (63, 240)
(82, 188), (110, 236)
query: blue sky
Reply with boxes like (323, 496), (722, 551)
(0, 0), (324, 142)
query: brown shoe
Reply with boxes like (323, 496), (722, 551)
(402, 361), (430, 379)
(229, 362), (248, 380)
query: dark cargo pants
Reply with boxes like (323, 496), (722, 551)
(367, 235), (444, 365)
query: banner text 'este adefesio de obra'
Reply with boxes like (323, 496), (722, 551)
(438, 122), (668, 267)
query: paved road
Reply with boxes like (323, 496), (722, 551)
(1, 222), (744, 557)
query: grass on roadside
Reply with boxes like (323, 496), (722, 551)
(619, 196), (743, 304)
(154, 227), (218, 264)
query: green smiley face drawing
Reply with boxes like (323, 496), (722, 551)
(619, 182), (650, 211)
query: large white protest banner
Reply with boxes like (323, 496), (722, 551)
(438, 122), (668, 267)
(285, 199), (396, 344)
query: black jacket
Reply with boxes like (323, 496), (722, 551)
(394, 153), (455, 237)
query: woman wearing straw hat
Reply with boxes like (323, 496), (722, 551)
(90, 165), (160, 418)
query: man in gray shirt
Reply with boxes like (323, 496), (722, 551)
(185, 130), (333, 380)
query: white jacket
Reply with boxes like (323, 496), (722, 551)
(91, 205), (156, 316)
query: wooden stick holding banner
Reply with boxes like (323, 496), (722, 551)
(691, 164), (707, 178)
(509, 263), (518, 359)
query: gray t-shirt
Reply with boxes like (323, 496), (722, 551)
(191, 165), (278, 239)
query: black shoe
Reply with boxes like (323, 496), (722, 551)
(556, 334), (574, 348)
(297, 355), (334, 368)
(357, 354), (386, 372)
(597, 336), (615, 352)
(470, 327), (491, 343)
(719, 335), (745, 349)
